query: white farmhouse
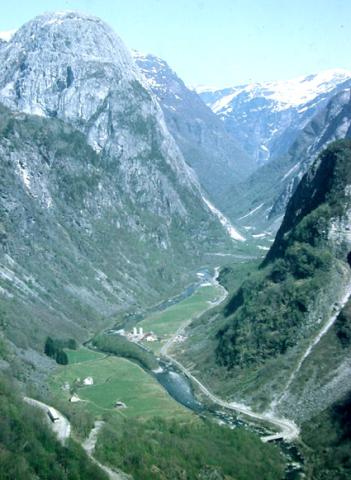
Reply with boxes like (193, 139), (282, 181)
(145, 333), (158, 342)
(83, 376), (94, 386)
(69, 394), (81, 403)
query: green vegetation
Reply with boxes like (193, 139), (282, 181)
(265, 140), (351, 263)
(335, 299), (351, 349)
(95, 415), (284, 480)
(300, 300), (351, 479)
(215, 141), (351, 370)
(47, 332), (286, 480)
(216, 242), (332, 369)
(139, 284), (221, 353)
(217, 258), (260, 292)
(92, 334), (158, 370)
(50, 355), (190, 420)
(55, 349), (68, 365)
(65, 346), (105, 364)
(0, 372), (107, 480)
(302, 391), (351, 479)
(44, 337), (77, 365)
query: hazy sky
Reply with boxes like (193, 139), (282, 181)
(1, 0), (351, 87)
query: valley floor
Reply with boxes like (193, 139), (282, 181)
(42, 272), (293, 479)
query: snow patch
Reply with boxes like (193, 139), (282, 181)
(238, 203), (264, 221)
(18, 165), (31, 190)
(212, 92), (238, 114)
(203, 69), (351, 114)
(0, 81), (15, 97)
(202, 196), (245, 241)
(0, 29), (17, 42)
(334, 116), (351, 138)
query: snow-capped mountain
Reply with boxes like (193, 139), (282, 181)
(0, 29), (17, 42)
(223, 87), (351, 235)
(197, 69), (351, 164)
(0, 11), (236, 347)
(133, 51), (254, 206)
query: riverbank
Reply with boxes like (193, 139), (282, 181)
(45, 266), (300, 478)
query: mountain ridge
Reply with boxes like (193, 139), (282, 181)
(133, 50), (254, 208)
(0, 11), (234, 350)
(198, 69), (351, 165)
(222, 87), (351, 237)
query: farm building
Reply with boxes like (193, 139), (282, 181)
(144, 332), (158, 342)
(69, 394), (81, 403)
(83, 376), (94, 386)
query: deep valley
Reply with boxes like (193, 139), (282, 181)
(0, 7), (350, 480)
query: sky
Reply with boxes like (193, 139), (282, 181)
(1, 0), (351, 87)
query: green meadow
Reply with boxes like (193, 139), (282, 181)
(48, 283), (222, 429)
(65, 347), (105, 364)
(139, 284), (222, 353)
(49, 349), (191, 420)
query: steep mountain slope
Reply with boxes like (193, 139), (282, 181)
(0, 11), (234, 350)
(198, 70), (351, 165)
(224, 88), (351, 236)
(133, 52), (253, 206)
(300, 300), (351, 480)
(175, 140), (351, 425)
(0, 370), (107, 480)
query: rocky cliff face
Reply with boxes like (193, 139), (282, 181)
(0, 12), (233, 349)
(198, 70), (351, 165)
(133, 52), (253, 206)
(0, 12), (197, 206)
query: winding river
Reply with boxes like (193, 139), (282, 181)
(105, 267), (305, 480)
(154, 354), (303, 480)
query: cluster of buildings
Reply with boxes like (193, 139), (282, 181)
(116, 326), (158, 343)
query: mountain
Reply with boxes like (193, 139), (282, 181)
(175, 140), (351, 428)
(222, 88), (351, 238)
(3, 9), (351, 480)
(0, 29), (16, 42)
(0, 11), (234, 350)
(300, 303), (351, 479)
(197, 70), (351, 165)
(133, 52), (254, 206)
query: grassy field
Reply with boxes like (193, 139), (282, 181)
(49, 349), (192, 421)
(49, 283), (222, 425)
(139, 284), (222, 353)
(65, 347), (105, 364)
